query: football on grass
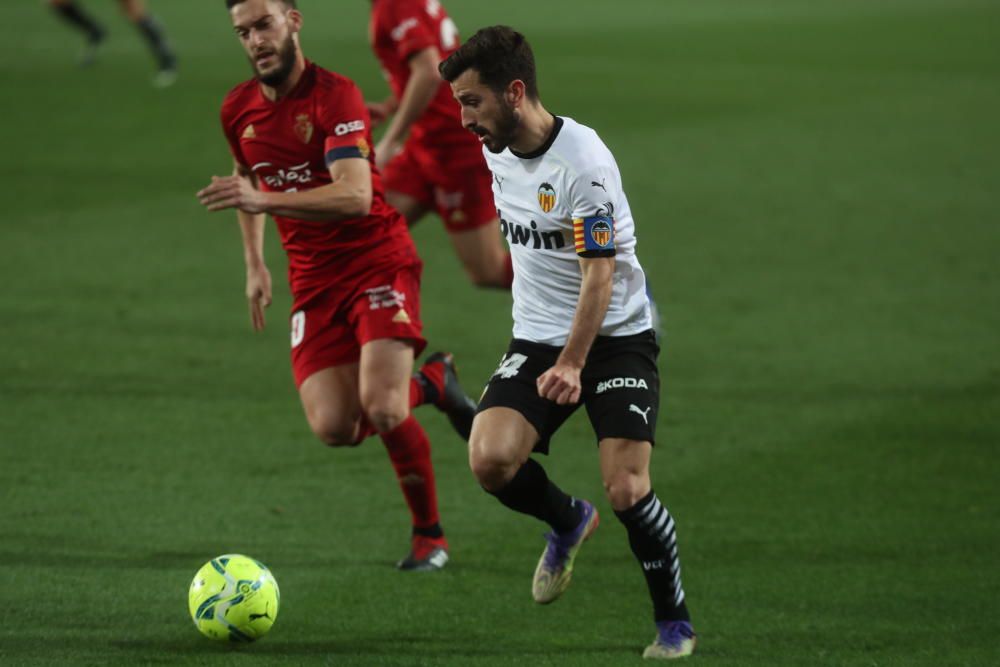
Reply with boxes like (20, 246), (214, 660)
(188, 554), (279, 642)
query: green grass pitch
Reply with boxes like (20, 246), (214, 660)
(1, 1), (998, 665)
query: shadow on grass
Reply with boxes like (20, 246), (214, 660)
(108, 636), (637, 658)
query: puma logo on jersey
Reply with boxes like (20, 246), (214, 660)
(596, 377), (649, 394)
(498, 210), (565, 250)
(591, 178), (607, 191)
(629, 404), (652, 424)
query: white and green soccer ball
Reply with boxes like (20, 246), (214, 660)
(188, 554), (280, 642)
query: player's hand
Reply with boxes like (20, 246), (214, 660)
(245, 263), (272, 331)
(374, 137), (402, 172)
(537, 363), (583, 405)
(366, 100), (392, 128)
(197, 175), (266, 214)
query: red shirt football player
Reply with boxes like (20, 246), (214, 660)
(367, 0), (513, 289)
(197, 0), (476, 571)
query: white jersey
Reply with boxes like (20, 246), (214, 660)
(484, 116), (652, 345)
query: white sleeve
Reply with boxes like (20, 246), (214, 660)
(567, 163), (619, 219)
(567, 164), (619, 257)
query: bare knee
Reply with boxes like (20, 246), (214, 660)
(469, 430), (524, 491)
(306, 410), (360, 447)
(458, 252), (508, 289)
(461, 262), (497, 288)
(470, 451), (521, 492)
(119, 0), (145, 23)
(361, 396), (408, 434)
(603, 469), (650, 511)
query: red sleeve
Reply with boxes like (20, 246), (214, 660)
(321, 81), (372, 167)
(383, 0), (436, 62)
(220, 97), (248, 168)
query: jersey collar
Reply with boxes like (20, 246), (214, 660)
(510, 115), (563, 160)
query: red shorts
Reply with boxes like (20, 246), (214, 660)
(289, 262), (426, 387)
(381, 141), (496, 232)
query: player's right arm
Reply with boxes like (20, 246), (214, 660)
(373, 47), (442, 170)
(234, 160), (272, 332)
(199, 81), (375, 223)
(537, 256), (614, 405)
(248, 157), (373, 221)
(537, 162), (621, 404)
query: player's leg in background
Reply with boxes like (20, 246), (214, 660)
(385, 191), (430, 228)
(600, 438), (696, 658)
(359, 338), (448, 571)
(297, 354), (467, 443)
(47, 0), (105, 66)
(381, 147), (434, 228)
(446, 223), (513, 289)
(435, 160), (513, 289)
(117, 0), (177, 86)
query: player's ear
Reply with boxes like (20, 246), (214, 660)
(286, 9), (303, 34)
(507, 79), (526, 108)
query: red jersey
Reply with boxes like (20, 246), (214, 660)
(369, 0), (478, 156)
(220, 62), (416, 297)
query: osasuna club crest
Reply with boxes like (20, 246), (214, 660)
(537, 182), (556, 213)
(294, 114), (314, 144)
(590, 218), (613, 247)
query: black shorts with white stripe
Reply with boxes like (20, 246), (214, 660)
(477, 330), (660, 453)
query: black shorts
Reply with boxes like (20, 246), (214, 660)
(477, 330), (660, 453)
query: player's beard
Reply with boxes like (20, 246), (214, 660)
(480, 99), (519, 154)
(252, 33), (297, 87)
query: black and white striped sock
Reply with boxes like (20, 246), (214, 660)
(615, 489), (690, 622)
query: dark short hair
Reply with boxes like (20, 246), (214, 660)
(439, 25), (539, 99)
(226, 0), (296, 9)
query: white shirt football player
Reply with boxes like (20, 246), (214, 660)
(441, 25), (696, 660)
(483, 115), (652, 346)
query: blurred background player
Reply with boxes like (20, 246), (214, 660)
(46, 0), (177, 86)
(197, 0), (477, 571)
(441, 26), (695, 658)
(366, 0), (513, 289)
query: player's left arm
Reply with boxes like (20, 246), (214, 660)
(374, 47), (443, 170)
(537, 164), (620, 405)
